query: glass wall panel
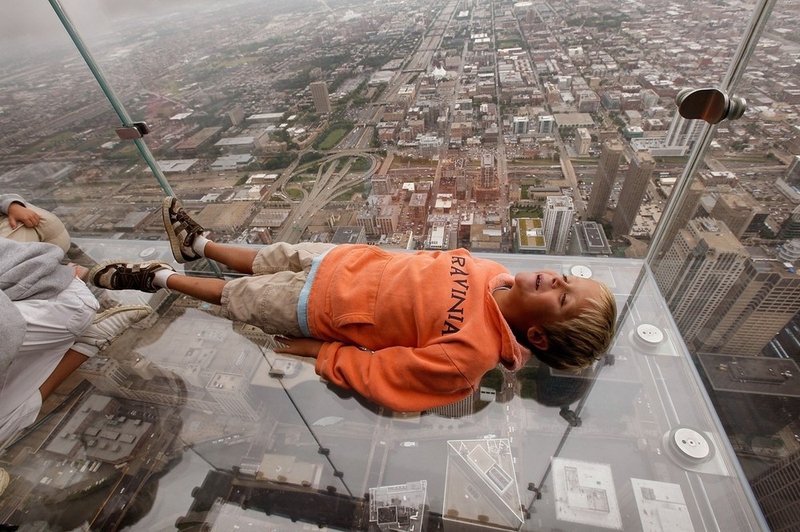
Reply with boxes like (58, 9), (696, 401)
(36, 0), (760, 257)
(0, 3), (133, 230)
(647, 2), (800, 531)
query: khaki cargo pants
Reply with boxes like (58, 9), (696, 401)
(220, 242), (335, 335)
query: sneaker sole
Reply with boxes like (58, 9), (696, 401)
(87, 260), (172, 291)
(162, 196), (189, 264)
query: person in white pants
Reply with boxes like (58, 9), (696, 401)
(0, 195), (151, 461)
(0, 264), (98, 448)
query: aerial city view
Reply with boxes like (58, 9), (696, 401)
(1, 0), (799, 530)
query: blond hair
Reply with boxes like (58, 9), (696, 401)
(533, 283), (617, 371)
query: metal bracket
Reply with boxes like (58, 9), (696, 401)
(676, 88), (746, 124)
(115, 121), (151, 140)
(559, 406), (582, 427)
(527, 482), (542, 499)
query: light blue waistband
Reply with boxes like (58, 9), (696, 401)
(297, 249), (331, 337)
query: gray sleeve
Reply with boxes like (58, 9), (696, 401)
(0, 239), (74, 301)
(0, 194), (27, 215)
(0, 289), (26, 373)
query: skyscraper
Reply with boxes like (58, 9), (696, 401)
(612, 150), (655, 237)
(660, 178), (705, 251)
(710, 191), (762, 239)
(442, 438), (523, 531)
(750, 449), (800, 531)
(699, 257), (800, 354)
(586, 140), (623, 220)
(309, 81), (331, 114)
(544, 195), (574, 255)
(665, 112), (703, 151)
(480, 152), (495, 188)
(780, 205), (800, 239)
(786, 155), (800, 187)
(474, 152), (500, 201)
(371, 175), (394, 195)
(568, 220), (612, 256)
(654, 218), (749, 347)
(573, 127), (591, 156)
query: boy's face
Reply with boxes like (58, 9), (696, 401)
(511, 270), (604, 327)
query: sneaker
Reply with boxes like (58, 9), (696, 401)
(162, 196), (205, 263)
(74, 305), (152, 353)
(88, 261), (174, 292)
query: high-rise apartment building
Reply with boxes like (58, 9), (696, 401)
(654, 218), (749, 346)
(356, 195), (400, 236)
(371, 176), (394, 196)
(331, 226), (367, 244)
(544, 195), (574, 255)
(586, 140), (623, 220)
(612, 150), (655, 237)
(309, 81), (331, 114)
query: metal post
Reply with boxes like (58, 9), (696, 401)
(646, 0), (778, 264)
(47, 0), (225, 277)
(47, 0), (174, 197)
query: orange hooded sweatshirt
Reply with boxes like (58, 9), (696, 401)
(301, 245), (530, 412)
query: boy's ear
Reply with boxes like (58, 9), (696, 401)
(527, 326), (549, 351)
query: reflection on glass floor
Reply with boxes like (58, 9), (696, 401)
(0, 239), (766, 531)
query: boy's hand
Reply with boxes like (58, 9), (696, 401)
(7, 203), (41, 229)
(274, 336), (324, 358)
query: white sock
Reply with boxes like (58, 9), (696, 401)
(153, 269), (177, 288)
(192, 235), (210, 257)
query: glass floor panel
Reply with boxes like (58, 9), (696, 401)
(0, 238), (765, 531)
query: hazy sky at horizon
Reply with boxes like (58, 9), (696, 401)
(1, 1), (228, 44)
